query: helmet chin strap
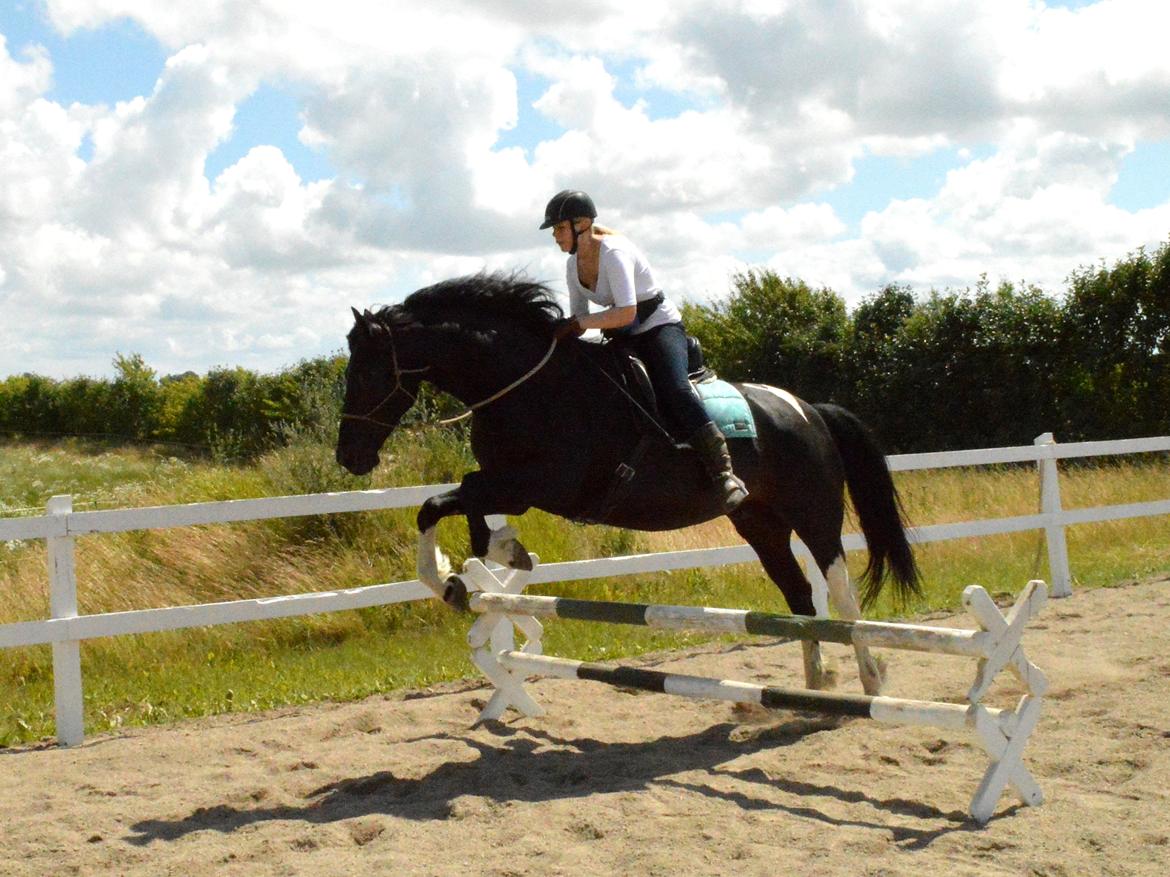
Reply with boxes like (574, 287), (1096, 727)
(570, 219), (585, 255)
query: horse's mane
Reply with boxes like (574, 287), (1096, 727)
(381, 272), (563, 329)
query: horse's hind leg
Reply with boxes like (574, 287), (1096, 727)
(731, 504), (832, 691)
(820, 550), (885, 696)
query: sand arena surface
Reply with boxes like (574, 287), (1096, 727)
(3, 577), (1169, 876)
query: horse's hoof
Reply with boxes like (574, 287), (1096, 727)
(859, 654), (887, 696)
(442, 575), (470, 612)
(509, 541), (533, 571)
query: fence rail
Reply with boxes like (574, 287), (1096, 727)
(3, 432), (1169, 746)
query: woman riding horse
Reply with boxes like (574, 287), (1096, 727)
(335, 270), (920, 696)
(542, 189), (748, 513)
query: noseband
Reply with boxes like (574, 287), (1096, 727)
(340, 321), (430, 429)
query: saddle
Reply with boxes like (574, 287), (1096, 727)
(575, 336), (734, 525)
(614, 334), (716, 427)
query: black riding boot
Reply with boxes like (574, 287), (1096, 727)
(689, 422), (749, 513)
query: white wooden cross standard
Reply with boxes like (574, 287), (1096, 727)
(968, 694), (1045, 823)
(963, 579), (1049, 705)
(461, 547), (1050, 823)
(463, 553), (544, 722)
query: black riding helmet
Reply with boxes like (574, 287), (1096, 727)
(539, 189), (597, 229)
(541, 189), (597, 255)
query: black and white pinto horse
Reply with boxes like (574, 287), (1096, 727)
(335, 273), (920, 695)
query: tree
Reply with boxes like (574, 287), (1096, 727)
(843, 284), (917, 446)
(684, 269), (848, 402)
(1060, 241), (1170, 438)
(108, 353), (162, 440)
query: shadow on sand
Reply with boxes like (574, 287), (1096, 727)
(126, 712), (980, 849)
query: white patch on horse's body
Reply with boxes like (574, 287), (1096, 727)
(824, 554), (886, 695)
(744, 384), (809, 422)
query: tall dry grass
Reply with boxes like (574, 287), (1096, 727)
(2, 437), (1168, 745)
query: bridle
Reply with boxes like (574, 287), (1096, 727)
(340, 318), (559, 429)
(339, 321), (431, 430)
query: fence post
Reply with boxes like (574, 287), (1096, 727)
(1034, 433), (1072, 598)
(47, 495), (85, 746)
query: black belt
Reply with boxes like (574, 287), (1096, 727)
(603, 292), (665, 339)
(636, 291), (665, 322)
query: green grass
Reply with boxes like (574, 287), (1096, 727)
(0, 437), (207, 514)
(2, 436), (1168, 747)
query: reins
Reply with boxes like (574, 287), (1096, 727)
(437, 337), (558, 425)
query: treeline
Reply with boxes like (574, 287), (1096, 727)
(683, 240), (1170, 452)
(0, 354), (350, 459)
(1, 241), (1167, 456)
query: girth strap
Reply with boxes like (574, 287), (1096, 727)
(574, 434), (656, 525)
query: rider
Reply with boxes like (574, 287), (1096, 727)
(542, 189), (749, 514)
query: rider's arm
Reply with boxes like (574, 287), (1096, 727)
(573, 244), (638, 331)
(567, 260), (590, 318)
(576, 305), (636, 332)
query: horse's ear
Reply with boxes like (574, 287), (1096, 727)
(351, 307), (386, 340)
(361, 309), (389, 339)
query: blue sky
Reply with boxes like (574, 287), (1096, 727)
(1, 1), (1168, 378)
(2, 6), (163, 103)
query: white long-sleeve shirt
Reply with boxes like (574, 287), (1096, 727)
(566, 235), (682, 335)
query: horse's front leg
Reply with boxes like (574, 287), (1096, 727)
(415, 473), (535, 609)
(416, 488), (466, 607)
(458, 470), (534, 571)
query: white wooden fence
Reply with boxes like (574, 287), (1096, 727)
(3, 432), (1169, 746)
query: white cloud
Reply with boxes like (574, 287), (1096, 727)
(74, 44), (250, 237)
(206, 146), (336, 271)
(0, 35), (52, 115)
(1, 1), (1168, 377)
(845, 131), (1170, 296)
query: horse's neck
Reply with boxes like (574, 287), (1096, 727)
(422, 321), (546, 407)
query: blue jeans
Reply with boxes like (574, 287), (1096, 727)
(625, 322), (710, 440)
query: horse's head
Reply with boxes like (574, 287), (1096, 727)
(335, 306), (429, 475)
(337, 273), (563, 474)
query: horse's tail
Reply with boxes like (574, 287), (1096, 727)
(813, 403), (921, 609)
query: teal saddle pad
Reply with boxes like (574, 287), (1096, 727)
(694, 379), (756, 439)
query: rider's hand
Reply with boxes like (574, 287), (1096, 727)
(553, 316), (585, 341)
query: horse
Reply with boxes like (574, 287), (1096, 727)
(335, 272), (920, 695)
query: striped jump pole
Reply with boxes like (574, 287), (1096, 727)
(468, 575), (1049, 706)
(457, 555), (1048, 824)
(489, 649), (1042, 824)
